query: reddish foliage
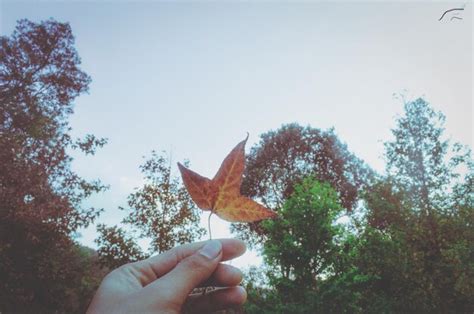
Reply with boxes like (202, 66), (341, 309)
(178, 135), (277, 222)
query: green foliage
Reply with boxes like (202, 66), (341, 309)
(263, 178), (343, 286)
(344, 98), (474, 313)
(244, 98), (473, 313)
(354, 201), (474, 312)
(232, 123), (373, 246)
(241, 266), (274, 314)
(359, 97), (474, 312)
(244, 178), (345, 313)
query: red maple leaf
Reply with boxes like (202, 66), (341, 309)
(178, 135), (277, 222)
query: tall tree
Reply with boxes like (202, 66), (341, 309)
(0, 19), (107, 312)
(96, 152), (205, 269)
(359, 97), (474, 312)
(384, 97), (467, 213)
(232, 123), (373, 245)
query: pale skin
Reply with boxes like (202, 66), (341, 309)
(87, 239), (247, 314)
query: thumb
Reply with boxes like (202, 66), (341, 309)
(145, 240), (223, 308)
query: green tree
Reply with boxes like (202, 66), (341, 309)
(242, 266), (273, 314)
(233, 123), (373, 246)
(245, 177), (345, 313)
(0, 19), (107, 312)
(355, 98), (474, 313)
(359, 179), (473, 313)
(244, 99), (473, 313)
(96, 152), (205, 269)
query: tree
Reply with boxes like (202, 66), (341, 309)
(0, 19), (107, 312)
(96, 152), (205, 269)
(242, 266), (274, 314)
(359, 178), (473, 313)
(356, 97), (474, 312)
(243, 99), (473, 313)
(232, 123), (373, 245)
(384, 97), (467, 213)
(246, 177), (345, 313)
(95, 224), (147, 270)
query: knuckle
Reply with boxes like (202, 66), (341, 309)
(106, 262), (134, 279)
(115, 263), (132, 274)
(183, 254), (211, 272)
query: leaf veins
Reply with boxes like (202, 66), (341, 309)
(178, 135), (277, 223)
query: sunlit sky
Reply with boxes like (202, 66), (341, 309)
(1, 1), (472, 268)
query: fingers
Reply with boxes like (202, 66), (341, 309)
(199, 263), (242, 287)
(184, 286), (247, 314)
(131, 238), (246, 286)
(141, 240), (223, 309)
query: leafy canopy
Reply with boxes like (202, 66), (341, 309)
(0, 19), (106, 313)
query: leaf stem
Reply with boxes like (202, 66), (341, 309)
(208, 211), (213, 240)
(203, 211), (215, 297)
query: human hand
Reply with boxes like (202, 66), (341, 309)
(87, 239), (247, 314)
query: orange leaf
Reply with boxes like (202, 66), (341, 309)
(215, 196), (277, 222)
(178, 135), (277, 223)
(177, 163), (214, 210)
(212, 134), (248, 195)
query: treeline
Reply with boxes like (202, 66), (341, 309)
(1, 19), (472, 313)
(238, 113), (472, 313)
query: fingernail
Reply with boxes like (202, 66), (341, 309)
(199, 240), (222, 259)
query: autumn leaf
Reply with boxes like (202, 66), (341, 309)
(178, 135), (277, 223)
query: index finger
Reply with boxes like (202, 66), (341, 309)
(130, 238), (246, 286)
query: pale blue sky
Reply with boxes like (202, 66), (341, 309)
(1, 1), (472, 267)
